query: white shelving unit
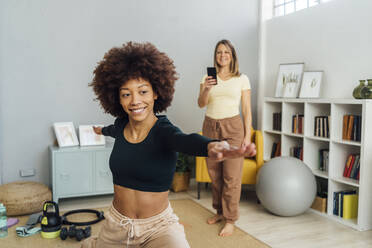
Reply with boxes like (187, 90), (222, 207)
(263, 97), (372, 231)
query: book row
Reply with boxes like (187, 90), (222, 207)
(333, 190), (358, 219)
(314, 116), (330, 138)
(292, 114), (304, 134)
(270, 141), (281, 158)
(343, 154), (360, 180)
(342, 115), (361, 142)
(290, 146), (303, 160)
(273, 112), (282, 131)
(319, 149), (329, 172)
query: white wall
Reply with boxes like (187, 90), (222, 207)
(0, 0), (258, 185)
(258, 0), (372, 128)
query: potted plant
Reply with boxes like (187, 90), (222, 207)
(171, 153), (194, 192)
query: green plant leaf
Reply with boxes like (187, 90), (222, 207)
(175, 152), (194, 172)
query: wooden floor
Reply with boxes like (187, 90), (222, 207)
(59, 180), (372, 248)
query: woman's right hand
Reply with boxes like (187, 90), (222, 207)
(92, 126), (103, 135)
(198, 76), (216, 108)
(203, 76), (217, 90)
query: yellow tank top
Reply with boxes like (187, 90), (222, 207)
(200, 74), (251, 119)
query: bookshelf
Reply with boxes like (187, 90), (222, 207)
(263, 97), (372, 231)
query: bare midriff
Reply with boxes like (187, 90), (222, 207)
(112, 184), (169, 219)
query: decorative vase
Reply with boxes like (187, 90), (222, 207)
(361, 79), (372, 99)
(353, 80), (365, 99)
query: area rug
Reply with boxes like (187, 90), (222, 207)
(2, 199), (269, 248)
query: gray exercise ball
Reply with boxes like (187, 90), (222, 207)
(256, 156), (316, 217)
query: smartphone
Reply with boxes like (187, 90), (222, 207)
(207, 67), (217, 85)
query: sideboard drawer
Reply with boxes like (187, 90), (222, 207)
(55, 152), (93, 196)
(95, 151), (113, 192)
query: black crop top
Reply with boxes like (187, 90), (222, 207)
(102, 115), (213, 192)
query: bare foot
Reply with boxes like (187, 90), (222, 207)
(219, 223), (234, 237)
(207, 214), (224, 224)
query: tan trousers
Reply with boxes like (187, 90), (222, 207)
(203, 115), (244, 224)
(81, 203), (190, 248)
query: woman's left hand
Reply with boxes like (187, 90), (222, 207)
(208, 141), (256, 162)
(242, 138), (256, 158)
(244, 142), (256, 158)
(242, 137), (251, 147)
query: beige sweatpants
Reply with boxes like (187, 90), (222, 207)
(81, 203), (190, 248)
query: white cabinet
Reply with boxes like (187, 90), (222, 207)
(49, 143), (113, 203)
(263, 98), (372, 231)
(95, 151), (113, 192)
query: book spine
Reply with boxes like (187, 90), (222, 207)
(271, 142), (277, 158)
(347, 115), (354, 140)
(342, 115), (349, 140)
(346, 155), (355, 178)
(349, 154), (359, 179)
(343, 154), (352, 177)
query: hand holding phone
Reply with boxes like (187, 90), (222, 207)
(207, 67), (217, 85)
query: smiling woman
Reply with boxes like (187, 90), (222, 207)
(85, 42), (256, 248)
(118, 78), (158, 125)
(197, 39), (254, 237)
(91, 42), (177, 119)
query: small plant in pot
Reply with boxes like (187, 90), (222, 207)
(171, 153), (194, 192)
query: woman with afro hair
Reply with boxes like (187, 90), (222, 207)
(82, 42), (256, 248)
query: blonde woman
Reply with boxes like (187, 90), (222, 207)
(198, 39), (255, 237)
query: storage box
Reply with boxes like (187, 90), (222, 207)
(311, 196), (327, 213)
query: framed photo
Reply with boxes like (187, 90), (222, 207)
(79, 125), (105, 146)
(275, 63), (304, 98)
(53, 122), (79, 147)
(299, 71), (323, 98)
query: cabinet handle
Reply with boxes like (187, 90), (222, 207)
(99, 170), (110, 177)
(59, 173), (70, 181)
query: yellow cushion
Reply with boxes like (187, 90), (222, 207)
(242, 158), (257, 184)
(196, 156), (211, 183)
(196, 157), (258, 184)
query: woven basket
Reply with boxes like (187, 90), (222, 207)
(171, 172), (190, 192)
(0, 181), (52, 216)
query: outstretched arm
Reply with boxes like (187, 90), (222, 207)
(164, 123), (256, 159)
(92, 118), (124, 138)
(207, 141), (256, 162)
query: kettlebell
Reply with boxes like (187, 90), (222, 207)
(40, 201), (62, 239)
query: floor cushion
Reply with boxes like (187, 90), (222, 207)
(0, 181), (52, 216)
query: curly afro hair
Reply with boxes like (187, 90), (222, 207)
(90, 42), (178, 118)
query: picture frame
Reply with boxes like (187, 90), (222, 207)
(275, 63), (305, 98)
(299, 71), (323, 98)
(53, 122), (79, 147)
(79, 125), (105, 146)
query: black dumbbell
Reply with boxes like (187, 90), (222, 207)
(75, 226), (91, 241)
(75, 228), (84, 241)
(60, 225), (91, 241)
(68, 225), (76, 238)
(83, 226), (91, 238)
(60, 227), (68, 240)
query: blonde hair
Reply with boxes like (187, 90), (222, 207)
(213, 39), (240, 77)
